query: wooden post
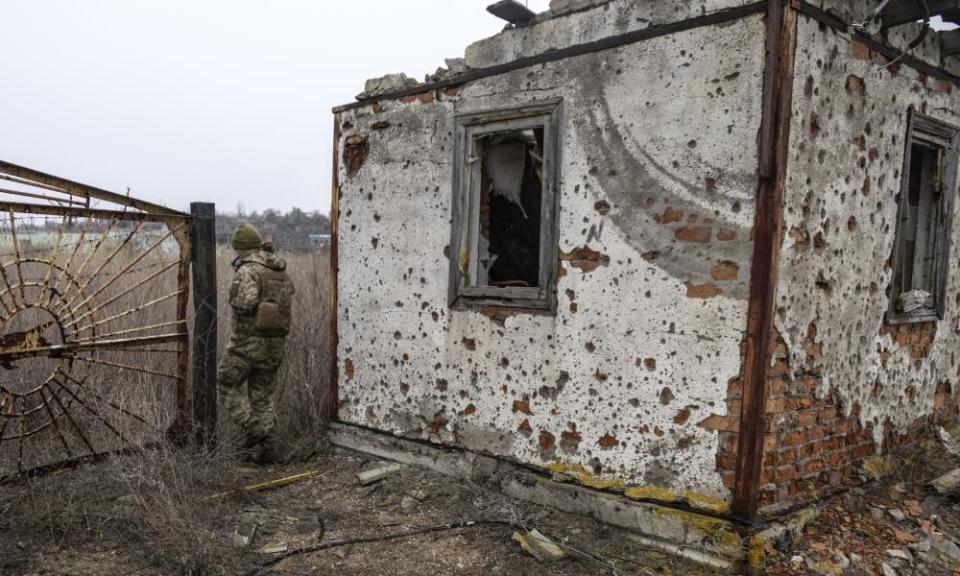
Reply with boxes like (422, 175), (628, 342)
(190, 202), (218, 446)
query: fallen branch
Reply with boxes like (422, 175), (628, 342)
(242, 520), (512, 576)
(208, 469), (324, 501)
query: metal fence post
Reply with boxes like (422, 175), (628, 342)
(190, 202), (218, 446)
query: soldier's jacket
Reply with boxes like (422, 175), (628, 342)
(227, 250), (294, 367)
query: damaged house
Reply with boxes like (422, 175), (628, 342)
(329, 0), (960, 565)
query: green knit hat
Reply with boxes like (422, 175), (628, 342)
(231, 223), (263, 251)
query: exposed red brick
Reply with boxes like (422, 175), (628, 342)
(598, 433), (619, 449)
(698, 414), (738, 432)
(711, 261), (740, 281)
(717, 229), (737, 241)
(512, 400), (533, 415)
(518, 419), (532, 435)
(675, 225), (712, 243)
(399, 91), (435, 104)
(538, 430), (555, 450)
(686, 283), (722, 299)
(560, 429), (582, 453)
(657, 206), (684, 224)
(560, 246), (610, 273)
(845, 74), (866, 94)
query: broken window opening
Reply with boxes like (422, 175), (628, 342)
(449, 100), (561, 312)
(477, 128), (545, 289)
(888, 110), (959, 324)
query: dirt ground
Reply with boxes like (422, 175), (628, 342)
(7, 433), (960, 576)
(0, 446), (725, 576)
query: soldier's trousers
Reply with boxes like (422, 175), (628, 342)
(217, 350), (280, 440)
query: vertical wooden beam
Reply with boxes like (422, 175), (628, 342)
(328, 115), (342, 422)
(168, 218), (194, 444)
(733, 0), (798, 522)
(190, 202), (218, 446)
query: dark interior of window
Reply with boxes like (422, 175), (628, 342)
(476, 128), (545, 289)
(894, 141), (943, 314)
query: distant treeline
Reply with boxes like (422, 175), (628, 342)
(216, 208), (331, 251)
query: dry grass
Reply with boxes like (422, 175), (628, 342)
(1, 226), (332, 575)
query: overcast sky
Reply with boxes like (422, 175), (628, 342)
(1, 1), (551, 215)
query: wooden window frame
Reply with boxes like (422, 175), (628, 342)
(887, 108), (960, 325)
(448, 99), (563, 313)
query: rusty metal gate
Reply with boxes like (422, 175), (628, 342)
(0, 160), (195, 478)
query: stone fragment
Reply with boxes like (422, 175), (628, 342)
(512, 529), (566, 562)
(380, 493), (401, 507)
(889, 509), (905, 522)
(881, 563), (898, 576)
(400, 495), (418, 512)
(929, 468), (960, 494)
(333, 543), (354, 559)
(232, 521), (258, 548)
(892, 529), (914, 544)
(886, 549), (912, 562)
(870, 507), (885, 520)
(356, 464), (403, 486)
(261, 543), (288, 554)
(411, 488), (430, 502)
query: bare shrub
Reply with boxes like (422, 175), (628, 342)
(109, 441), (247, 575)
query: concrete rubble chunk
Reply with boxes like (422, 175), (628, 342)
(928, 468), (960, 494)
(930, 537), (960, 564)
(356, 463), (403, 486)
(888, 508), (905, 522)
(512, 529), (566, 562)
(937, 427), (960, 457)
(547, 0), (609, 17)
(881, 563), (898, 576)
(359, 73), (420, 99)
(886, 549), (912, 562)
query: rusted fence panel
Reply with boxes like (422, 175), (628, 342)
(0, 161), (193, 479)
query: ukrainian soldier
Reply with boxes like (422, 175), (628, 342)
(218, 223), (295, 463)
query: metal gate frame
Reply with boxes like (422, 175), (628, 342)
(0, 160), (202, 477)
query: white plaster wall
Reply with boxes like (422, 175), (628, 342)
(776, 15), (960, 444)
(336, 15), (767, 499)
(465, 0), (759, 69)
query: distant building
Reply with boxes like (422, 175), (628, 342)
(309, 234), (331, 247)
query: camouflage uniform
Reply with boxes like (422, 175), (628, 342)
(217, 249), (294, 455)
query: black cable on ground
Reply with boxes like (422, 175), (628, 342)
(242, 519), (513, 576)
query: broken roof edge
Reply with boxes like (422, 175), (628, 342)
(331, 1), (769, 114)
(0, 159), (188, 216)
(339, 0), (636, 111)
(333, 1), (960, 115)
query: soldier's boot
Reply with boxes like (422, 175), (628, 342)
(256, 433), (282, 465)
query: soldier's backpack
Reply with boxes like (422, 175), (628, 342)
(253, 267), (294, 337)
